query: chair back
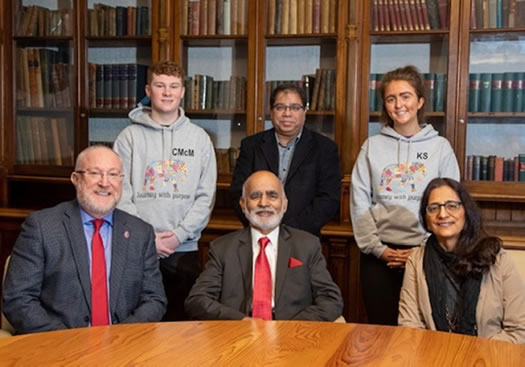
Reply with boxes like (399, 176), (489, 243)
(1, 256), (15, 336)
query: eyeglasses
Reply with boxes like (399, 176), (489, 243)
(272, 104), (305, 112)
(75, 169), (124, 182)
(426, 200), (463, 215)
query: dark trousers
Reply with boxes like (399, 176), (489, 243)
(360, 249), (406, 326)
(159, 251), (201, 321)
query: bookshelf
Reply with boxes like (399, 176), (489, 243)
(0, 0), (160, 208)
(360, 0), (525, 232)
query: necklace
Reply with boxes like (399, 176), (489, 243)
(445, 305), (457, 332)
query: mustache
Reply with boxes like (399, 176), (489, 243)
(253, 208), (276, 215)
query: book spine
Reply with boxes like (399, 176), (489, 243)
(502, 72), (514, 112)
(520, 154), (525, 181)
(479, 73), (492, 112)
(434, 73), (445, 112)
(426, 0), (440, 29)
(404, 0), (415, 30)
(312, 0), (321, 33)
(224, 0), (231, 35)
(437, 0), (448, 28)
(480, 155), (489, 180)
(488, 0), (497, 28)
(424, 73), (435, 112)
(289, 0), (298, 34)
(409, 0), (420, 30)
(490, 72), (503, 112)
(208, 0), (216, 35)
(469, 73), (481, 112)
(420, 0), (431, 30)
(494, 156), (504, 181)
(268, 0), (276, 34)
(320, 0), (329, 33)
(103, 64), (112, 108)
(514, 72), (524, 112)
(305, 0), (313, 33)
(282, 0), (290, 34)
(473, 155), (481, 181)
(488, 155), (496, 180)
(297, 0), (305, 33)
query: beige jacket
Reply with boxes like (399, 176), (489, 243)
(399, 245), (525, 344)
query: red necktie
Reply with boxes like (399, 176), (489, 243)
(252, 237), (272, 320)
(91, 219), (109, 326)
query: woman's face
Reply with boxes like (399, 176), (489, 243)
(383, 80), (424, 135)
(425, 185), (466, 251)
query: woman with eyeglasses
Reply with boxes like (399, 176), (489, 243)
(351, 65), (460, 325)
(398, 177), (525, 343)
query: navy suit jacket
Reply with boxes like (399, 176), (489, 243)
(184, 225), (343, 321)
(3, 200), (167, 334)
(230, 128), (341, 237)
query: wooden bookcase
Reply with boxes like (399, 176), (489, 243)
(0, 0), (163, 208)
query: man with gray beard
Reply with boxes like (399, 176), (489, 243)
(185, 171), (343, 321)
(3, 146), (166, 334)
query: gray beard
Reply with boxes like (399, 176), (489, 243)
(244, 207), (285, 233)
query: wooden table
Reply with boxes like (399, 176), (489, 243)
(0, 321), (524, 366)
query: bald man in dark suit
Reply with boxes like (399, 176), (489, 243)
(185, 171), (342, 321)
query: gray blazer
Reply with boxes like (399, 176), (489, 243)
(185, 225), (343, 321)
(3, 200), (167, 334)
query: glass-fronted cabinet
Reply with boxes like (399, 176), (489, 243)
(13, 0), (74, 171)
(457, 0), (525, 187)
(363, 0), (456, 142)
(85, 0), (153, 147)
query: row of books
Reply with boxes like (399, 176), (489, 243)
(464, 155), (525, 182)
(470, 0), (525, 29)
(15, 48), (72, 109)
(265, 69), (336, 112)
(369, 72), (446, 112)
(267, 0), (338, 35)
(15, 116), (74, 166)
(372, 0), (448, 32)
(88, 3), (151, 37)
(215, 147), (239, 175)
(183, 75), (247, 110)
(182, 0), (248, 36)
(15, 4), (72, 37)
(469, 72), (525, 113)
(88, 63), (148, 110)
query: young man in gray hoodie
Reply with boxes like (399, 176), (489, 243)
(114, 61), (216, 321)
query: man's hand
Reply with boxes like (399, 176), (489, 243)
(155, 231), (180, 258)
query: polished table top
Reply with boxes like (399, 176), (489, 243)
(1, 321), (524, 366)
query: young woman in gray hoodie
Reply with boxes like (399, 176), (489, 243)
(351, 65), (460, 325)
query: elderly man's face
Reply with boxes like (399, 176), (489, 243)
(240, 171), (288, 234)
(71, 148), (123, 219)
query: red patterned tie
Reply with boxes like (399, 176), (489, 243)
(91, 219), (109, 326)
(252, 237), (272, 320)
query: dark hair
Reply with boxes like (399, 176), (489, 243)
(378, 65), (426, 127)
(269, 83), (307, 108)
(147, 60), (185, 83)
(419, 178), (501, 276)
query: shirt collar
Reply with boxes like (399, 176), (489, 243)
(274, 128), (303, 148)
(250, 226), (280, 248)
(80, 207), (114, 226)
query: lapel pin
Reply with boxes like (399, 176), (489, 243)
(124, 231), (130, 238)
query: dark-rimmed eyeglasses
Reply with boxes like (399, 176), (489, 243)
(426, 200), (462, 215)
(272, 104), (305, 112)
(75, 169), (124, 182)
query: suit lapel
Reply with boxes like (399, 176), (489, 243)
(109, 210), (129, 315)
(261, 130), (279, 174)
(237, 228), (253, 315)
(286, 128), (313, 182)
(274, 225), (292, 307)
(63, 200), (92, 311)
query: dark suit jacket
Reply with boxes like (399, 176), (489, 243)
(184, 225), (343, 321)
(2, 200), (167, 334)
(230, 128), (341, 237)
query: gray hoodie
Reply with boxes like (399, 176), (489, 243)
(350, 124), (460, 258)
(114, 106), (217, 252)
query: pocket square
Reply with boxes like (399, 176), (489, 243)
(288, 257), (303, 268)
